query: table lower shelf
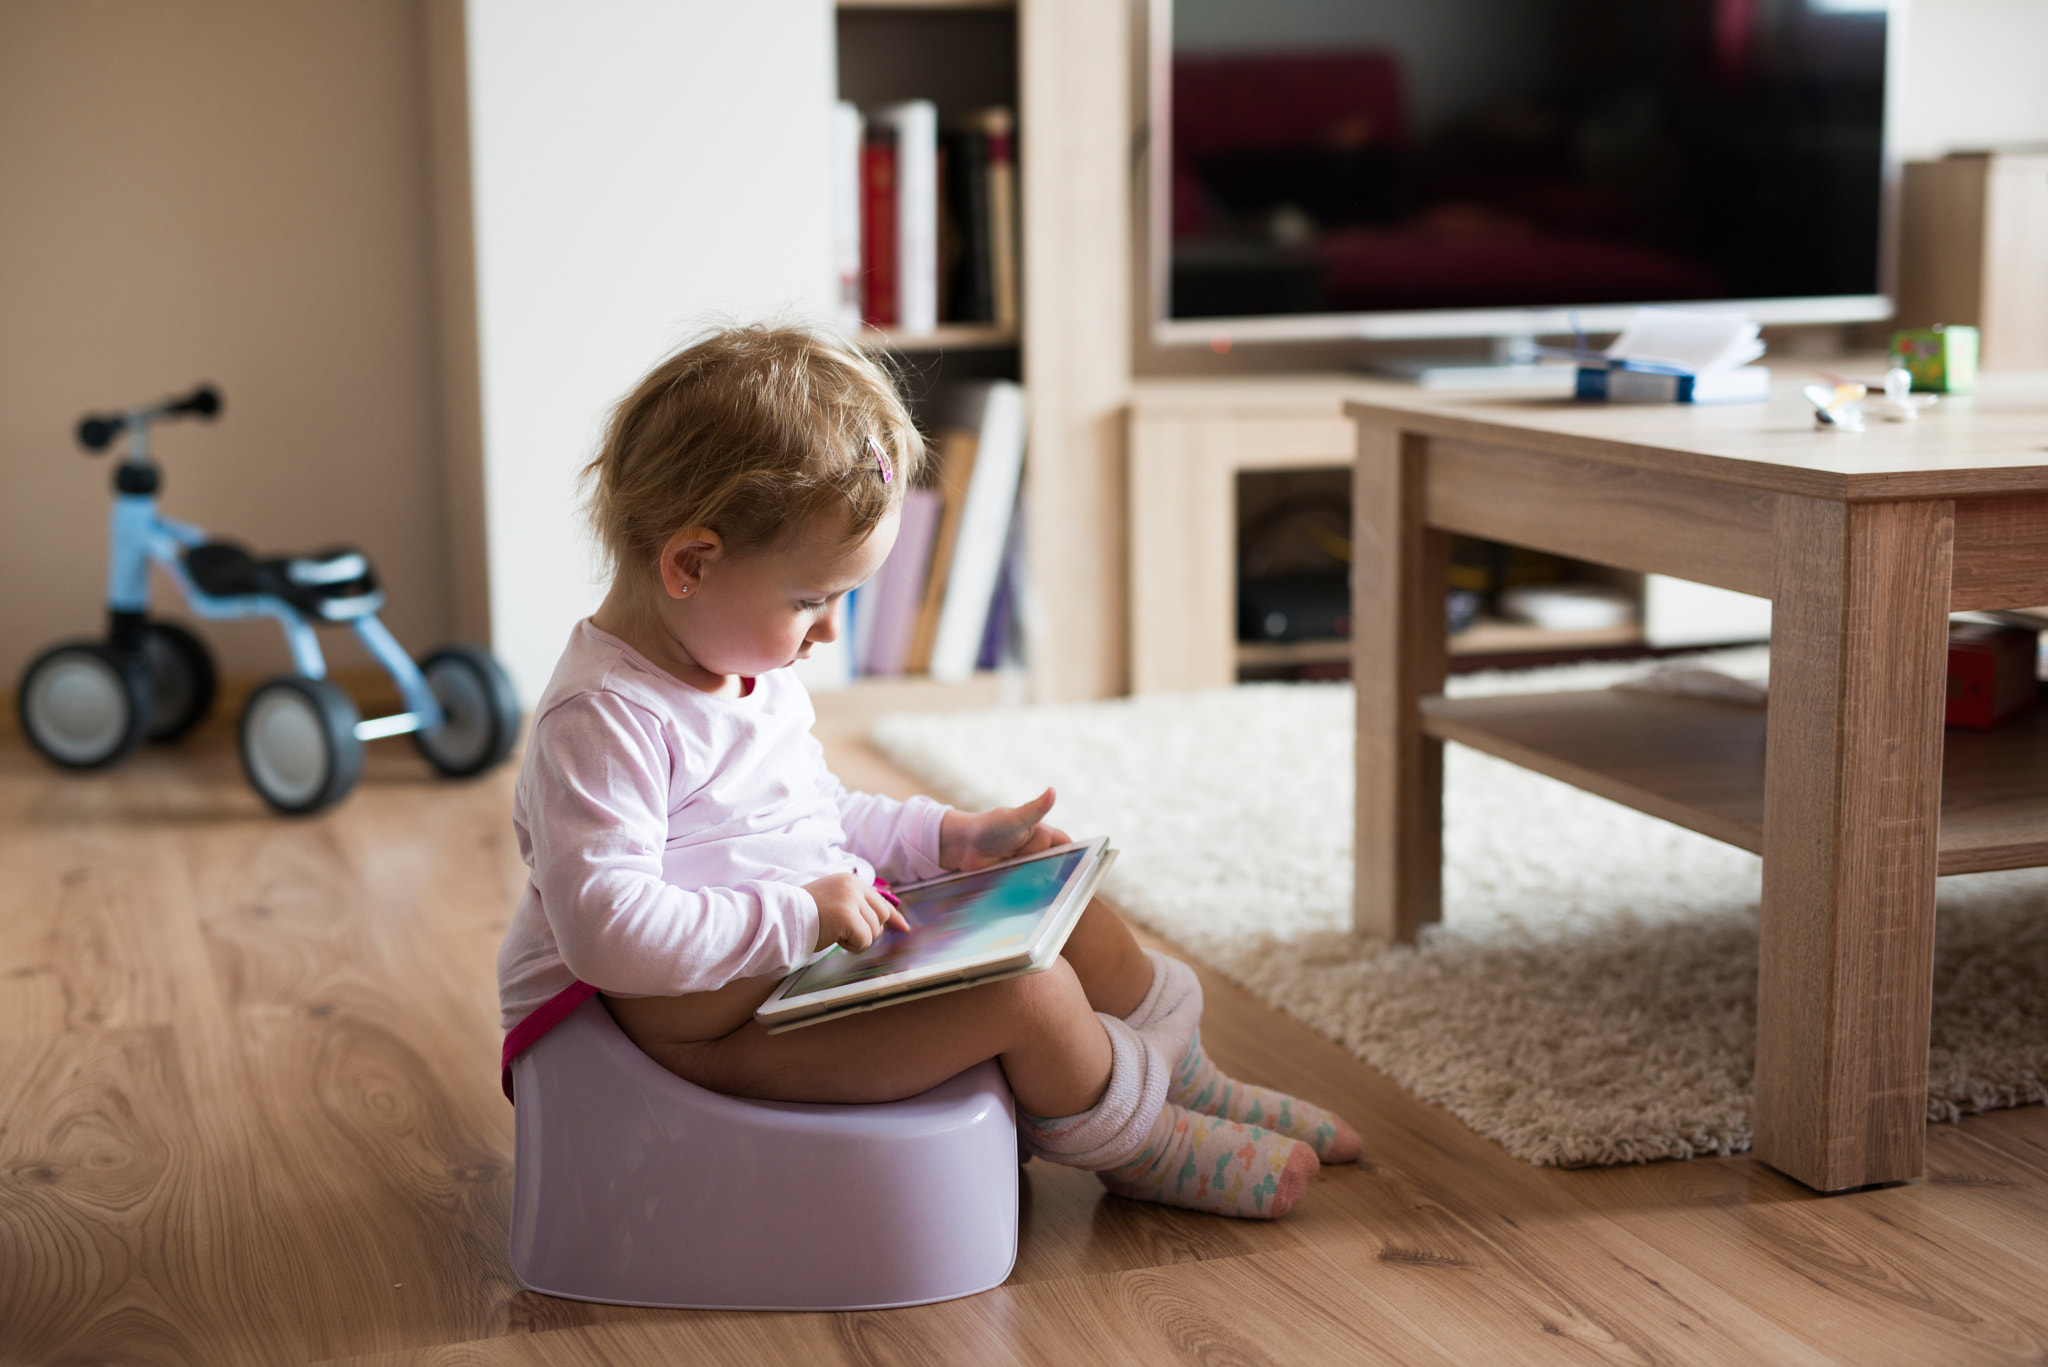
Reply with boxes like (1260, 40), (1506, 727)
(1422, 689), (2048, 876)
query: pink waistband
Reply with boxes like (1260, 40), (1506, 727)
(501, 978), (599, 1101)
(499, 877), (900, 1103)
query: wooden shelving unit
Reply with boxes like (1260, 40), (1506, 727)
(1422, 688), (2048, 876)
(860, 324), (1020, 353)
(1449, 618), (1645, 657)
(1236, 619), (1647, 672)
(832, 0), (1129, 702)
(839, 0), (1013, 10)
(834, 0), (1029, 695)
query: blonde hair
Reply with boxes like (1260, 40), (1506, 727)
(583, 324), (925, 574)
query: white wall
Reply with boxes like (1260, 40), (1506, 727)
(1893, 0), (2048, 158)
(0, 2), (449, 689)
(464, 0), (839, 703)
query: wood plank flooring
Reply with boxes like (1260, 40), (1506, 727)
(3, 695), (2047, 1366)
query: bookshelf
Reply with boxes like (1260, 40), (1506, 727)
(861, 324), (1020, 353)
(833, 0), (1023, 690)
(839, 0), (1014, 10)
(828, 0), (1129, 702)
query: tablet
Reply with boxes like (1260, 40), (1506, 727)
(755, 836), (1116, 1033)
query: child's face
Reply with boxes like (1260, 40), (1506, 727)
(665, 507), (899, 678)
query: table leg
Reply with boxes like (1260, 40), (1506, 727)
(1353, 425), (1448, 943)
(1755, 495), (1953, 1191)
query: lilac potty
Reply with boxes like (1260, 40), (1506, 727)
(507, 997), (1018, 1310)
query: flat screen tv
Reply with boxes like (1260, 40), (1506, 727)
(1150, 0), (1897, 346)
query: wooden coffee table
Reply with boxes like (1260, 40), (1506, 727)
(1345, 372), (2048, 1192)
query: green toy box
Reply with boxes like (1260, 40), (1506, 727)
(1889, 324), (1979, 394)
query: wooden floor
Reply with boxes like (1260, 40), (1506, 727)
(5, 693), (2048, 1366)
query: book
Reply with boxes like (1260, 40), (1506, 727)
(973, 107), (1020, 331)
(929, 381), (1027, 683)
(976, 494), (1026, 671)
(846, 584), (877, 677)
(905, 426), (980, 674)
(860, 130), (897, 328)
(1574, 364), (1771, 404)
(831, 101), (864, 334)
(861, 487), (941, 675)
(1604, 309), (1765, 374)
(873, 101), (939, 335)
(944, 123), (995, 324)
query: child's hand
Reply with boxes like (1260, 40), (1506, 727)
(938, 788), (1072, 872)
(806, 872), (910, 953)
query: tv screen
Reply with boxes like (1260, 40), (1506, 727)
(1162, 0), (1890, 331)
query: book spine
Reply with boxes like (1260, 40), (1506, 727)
(946, 127), (995, 324)
(879, 101), (939, 335)
(976, 495), (1026, 670)
(832, 102), (864, 335)
(930, 381), (1027, 683)
(861, 132), (898, 328)
(981, 108), (1019, 332)
(906, 427), (980, 673)
(987, 111), (1019, 332)
(863, 488), (941, 675)
(847, 584), (876, 677)
(934, 139), (956, 324)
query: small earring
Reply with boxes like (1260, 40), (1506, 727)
(679, 585), (690, 596)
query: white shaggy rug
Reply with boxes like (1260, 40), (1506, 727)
(871, 654), (2048, 1167)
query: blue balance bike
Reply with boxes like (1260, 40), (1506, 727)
(16, 385), (520, 815)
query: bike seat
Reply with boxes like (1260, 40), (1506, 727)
(184, 541), (385, 622)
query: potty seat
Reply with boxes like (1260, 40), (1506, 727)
(507, 997), (1019, 1310)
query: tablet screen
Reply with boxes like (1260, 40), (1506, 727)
(781, 847), (1089, 998)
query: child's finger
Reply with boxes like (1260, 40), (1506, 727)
(1013, 787), (1056, 824)
(866, 887), (909, 935)
(976, 790), (1058, 856)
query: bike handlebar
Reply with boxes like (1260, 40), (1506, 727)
(77, 384), (222, 453)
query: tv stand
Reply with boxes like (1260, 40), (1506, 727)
(1367, 334), (1574, 392)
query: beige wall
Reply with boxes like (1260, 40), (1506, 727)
(0, 0), (453, 689)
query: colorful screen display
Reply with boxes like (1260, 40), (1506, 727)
(780, 848), (1090, 998)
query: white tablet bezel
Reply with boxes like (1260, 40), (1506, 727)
(756, 836), (1112, 1028)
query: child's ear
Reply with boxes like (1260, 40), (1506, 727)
(657, 526), (723, 601)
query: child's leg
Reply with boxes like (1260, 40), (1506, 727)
(617, 958), (1112, 1118)
(1027, 1013), (1320, 1220)
(610, 959), (1317, 1219)
(1077, 929), (1365, 1165)
(1057, 897), (1154, 1018)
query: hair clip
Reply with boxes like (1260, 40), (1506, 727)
(867, 434), (893, 484)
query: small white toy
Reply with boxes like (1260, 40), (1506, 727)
(1804, 380), (1867, 431)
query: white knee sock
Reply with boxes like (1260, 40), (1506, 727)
(1122, 948), (1202, 1068)
(1018, 1013), (1169, 1171)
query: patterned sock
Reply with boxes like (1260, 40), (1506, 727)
(1122, 948), (1204, 1070)
(1171, 1028), (1363, 1164)
(1097, 1102), (1318, 1220)
(1124, 949), (1363, 1165)
(1018, 1013), (1312, 1219)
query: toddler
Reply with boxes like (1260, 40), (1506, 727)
(497, 326), (1360, 1219)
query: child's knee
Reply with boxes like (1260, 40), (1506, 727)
(994, 957), (1093, 1035)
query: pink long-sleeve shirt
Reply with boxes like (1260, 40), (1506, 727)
(496, 620), (949, 1030)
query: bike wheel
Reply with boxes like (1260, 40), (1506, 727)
(18, 641), (149, 769)
(142, 620), (218, 742)
(239, 676), (362, 815)
(411, 644), (521, 777)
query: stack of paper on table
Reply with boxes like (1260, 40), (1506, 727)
(1575, 308), (1770, 404)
